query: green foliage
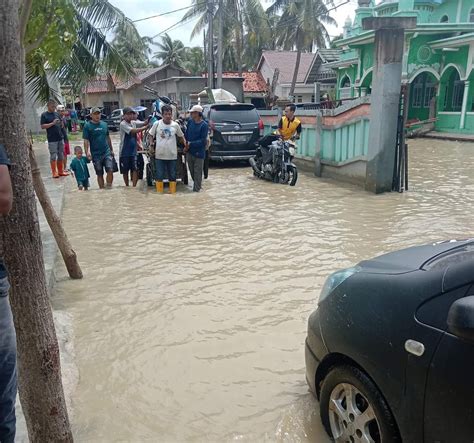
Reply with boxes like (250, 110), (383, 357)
(112, 21), (155, 68)
(153, 34), (186, 68)
(183, 47), (206, 75)
(24, 0), (137, 103)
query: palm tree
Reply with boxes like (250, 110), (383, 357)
(268, 0), (336, 98)
(112, 21), (155, 68)
(181, 0), (270, 74)
(153, 34), (186, 68)
(183, 47), (206, 75)
(24, 0), (139, 102)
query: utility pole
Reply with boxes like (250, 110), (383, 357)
(216, 0), (223, 89)
(207, 0), (215, 89)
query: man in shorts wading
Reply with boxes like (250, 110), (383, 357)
(0, 143), (16, 443)
(83, 107), (115, 189)
(40, 99), (69, 178)
(119, 107), (149, 187)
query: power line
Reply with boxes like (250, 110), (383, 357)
(98, 2), (207, 32)
(148, 0), (351, 45)
(133, 2), (208, 24)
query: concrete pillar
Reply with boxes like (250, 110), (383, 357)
(314, 82), (321, 104)
(363, 17), (416, 194)
(460, 80), (470, 129)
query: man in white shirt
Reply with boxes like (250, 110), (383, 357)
(148, 104), (186, 194)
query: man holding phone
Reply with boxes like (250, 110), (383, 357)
(40, 100), (68, 178)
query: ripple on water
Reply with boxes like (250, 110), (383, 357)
(53, 138), (474, 442)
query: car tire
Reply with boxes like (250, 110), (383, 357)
(320, 365), (400, 443)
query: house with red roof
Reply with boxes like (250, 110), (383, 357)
(82, 64), (190, 115)
(257, 50), (341, 104)
(82, 64), (246, 114)
(217, 72), (268, 108)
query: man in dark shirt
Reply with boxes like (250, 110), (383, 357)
(83, 107), (115, 189)
(184, 105), (208, 192)
(40, 100), (68, 178)
(0, 143), (16, 443)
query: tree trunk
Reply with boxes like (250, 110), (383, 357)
(289, 37), (302, 99)
(0, 1), (73, 442)
(235, 6), (243, 76)
(28, 140), (82, 279)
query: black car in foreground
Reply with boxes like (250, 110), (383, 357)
(306, 240), (474, 442)
(203, 103), (263, 161)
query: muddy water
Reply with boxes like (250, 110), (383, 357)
(53, 138), (474, 442)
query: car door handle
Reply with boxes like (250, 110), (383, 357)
(405, 339), (425, 357)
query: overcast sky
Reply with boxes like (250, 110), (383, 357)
(109, 0), (358, 52)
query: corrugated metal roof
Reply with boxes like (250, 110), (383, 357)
(259, 51), (316, 84)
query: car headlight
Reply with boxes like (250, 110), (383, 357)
(318, 267), (360, 304)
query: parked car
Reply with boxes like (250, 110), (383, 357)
(306, 239), (474, 442)
(203, 103), (264, 161)
(106, 108), (123, 131)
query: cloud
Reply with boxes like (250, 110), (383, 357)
(108, 0), (357, 49)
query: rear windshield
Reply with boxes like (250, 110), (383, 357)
(111, 110), (122, 117)
(210, 105), (259, 124)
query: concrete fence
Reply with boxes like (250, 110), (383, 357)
(258, 97), (372, 184)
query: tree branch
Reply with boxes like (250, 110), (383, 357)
(20, 0), (34, 41)
(24, 26), (50, 54)
(23, 0), (55, 55)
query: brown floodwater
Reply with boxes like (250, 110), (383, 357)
(53, 138), (474, 442)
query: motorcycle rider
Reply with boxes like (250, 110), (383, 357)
(276, 103), (302, 141)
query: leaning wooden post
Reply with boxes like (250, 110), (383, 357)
(28, 138), (83, 279)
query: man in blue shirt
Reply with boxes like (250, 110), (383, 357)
(119, 107), (149, 187)
(83, 107), (115, 189)
(0, 143), (16, 443)
(184, 105), (209, 192)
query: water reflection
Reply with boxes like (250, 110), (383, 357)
(53, 138), (474, 442)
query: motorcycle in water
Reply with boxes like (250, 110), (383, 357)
(249, 134), (298, 186)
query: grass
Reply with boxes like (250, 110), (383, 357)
(32, 131), (82, 144)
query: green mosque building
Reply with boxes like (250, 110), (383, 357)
(330, 0), (474, 134)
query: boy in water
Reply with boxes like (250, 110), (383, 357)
(70, 146), (91, 190)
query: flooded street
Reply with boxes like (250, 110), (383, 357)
(53, 138), (474, 442)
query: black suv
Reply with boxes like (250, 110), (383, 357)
(203, 103), (263, 161)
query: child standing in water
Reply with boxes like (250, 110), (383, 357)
(70, 146), (91, 190)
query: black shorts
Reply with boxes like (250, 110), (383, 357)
(120, 156), (137, 174)
(93, 155), (114, 176)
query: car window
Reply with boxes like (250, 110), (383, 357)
(422, 244), (474, 271)
(111, 110), (121, 118)
(210, 106), (259, 124)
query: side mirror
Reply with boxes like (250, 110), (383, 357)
(447, 296), (474, 341)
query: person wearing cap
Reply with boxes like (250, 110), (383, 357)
(148, 104), (185, 194)
(83, 107), (115, 189)
(40, 99), (68, 178)
(119, 107), (149, 187)
(0, 143), (17, 443)
(184, 105), (208, 192)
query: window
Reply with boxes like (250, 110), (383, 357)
(452, 80), (465, 111)
(423, 81), (437, 108)
(296, 95), (303, 103)
(412, 76), (423, 108)
(470, 8), (474, 22)
(209, 104), (259, 124)
(340, 75), (351, 88)
(440, 15), (449, 23)
(102, 101), (119, 117)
